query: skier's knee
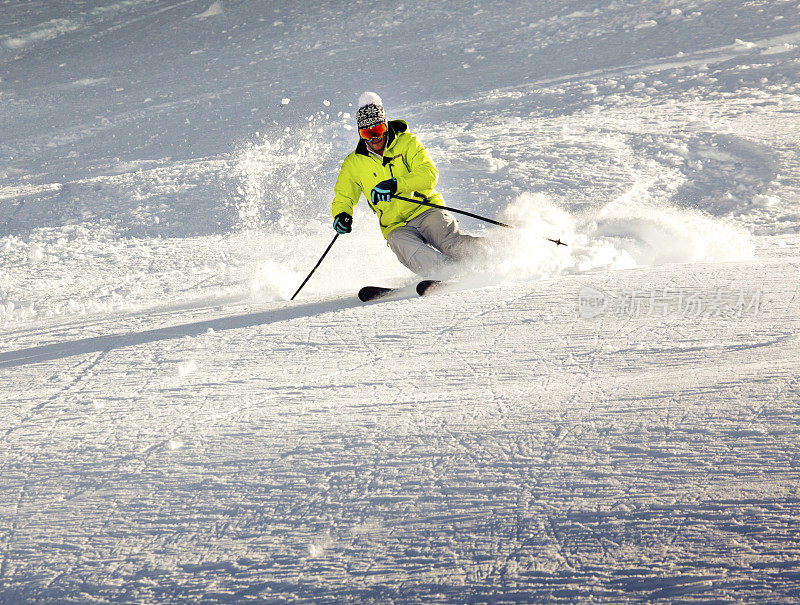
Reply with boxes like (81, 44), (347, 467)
(405, 247), (446, 276)
(440, 233), (485, 261)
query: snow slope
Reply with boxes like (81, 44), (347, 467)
(1, 0), (800, 602)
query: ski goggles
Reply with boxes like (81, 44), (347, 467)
(359, 122), (387, 141)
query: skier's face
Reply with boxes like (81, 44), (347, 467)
(366, 133), (386, 154)
(361, 122), (387, 154)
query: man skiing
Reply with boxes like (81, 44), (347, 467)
(332, 92), (484, 278)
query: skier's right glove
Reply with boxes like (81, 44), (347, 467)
(333, 212), (352, 234)
(371, 178), (397, 205)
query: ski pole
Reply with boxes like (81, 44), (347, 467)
(391, 194), (567, 246)
(290, 233), (339, 301)
(391, 193), (511, 227)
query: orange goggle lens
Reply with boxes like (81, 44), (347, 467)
(359, 123), (387, 140)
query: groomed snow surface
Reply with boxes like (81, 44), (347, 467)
(2, 0), (800, 602)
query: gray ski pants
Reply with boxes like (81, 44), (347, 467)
(387, 208), (484, 277)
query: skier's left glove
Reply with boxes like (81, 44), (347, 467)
(371, 178), (397, 204)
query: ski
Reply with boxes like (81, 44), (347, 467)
(358, 285), (395, 302)
(359, 280), (444, 302)
(416, 279), (443, 296)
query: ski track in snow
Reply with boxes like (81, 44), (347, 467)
(2, 0), (800, 602)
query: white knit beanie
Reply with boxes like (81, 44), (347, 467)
(356, 92), (386, 129)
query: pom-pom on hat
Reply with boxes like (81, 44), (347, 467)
(356, 91), (386, 129)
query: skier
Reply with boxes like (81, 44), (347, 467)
(332, 92), (484, 278)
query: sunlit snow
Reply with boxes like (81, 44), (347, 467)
(1, 0), (799, 602)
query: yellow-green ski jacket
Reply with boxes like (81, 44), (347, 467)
(332, 120), (444, 240)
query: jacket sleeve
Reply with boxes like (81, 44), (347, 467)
(395, 133), (439, 195)
(331, 156), (362, 217)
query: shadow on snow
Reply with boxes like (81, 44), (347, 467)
(0, 297), (366, 369)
